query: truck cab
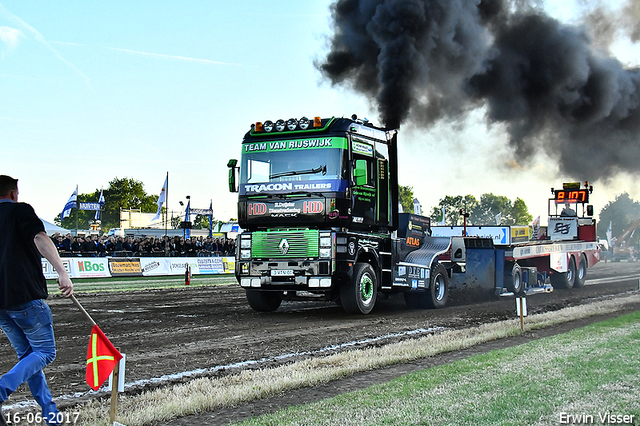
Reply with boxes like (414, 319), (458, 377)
(228, 115), (399, 313)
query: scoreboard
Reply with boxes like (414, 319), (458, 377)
(553, 182), (590, 204)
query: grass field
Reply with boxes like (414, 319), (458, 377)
(234, 311), (640, 426)
(71, 294), (640, 426)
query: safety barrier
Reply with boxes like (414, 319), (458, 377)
(42, 256), (236, 279)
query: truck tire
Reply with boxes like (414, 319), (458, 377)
(341, 263), (377, 314)
(245, 289), (282, 312)
(551, 256), (576, 289)
(505, 263), (524, 295)
(574, 254), (588, 288)
(426, 263), (449, 309)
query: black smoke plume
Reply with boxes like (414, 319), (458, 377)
(318, 0), (640, 181)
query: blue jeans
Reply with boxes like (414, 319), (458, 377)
(0, 299), (60, 423)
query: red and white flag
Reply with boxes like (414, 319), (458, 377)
(85, 325), (122, 391)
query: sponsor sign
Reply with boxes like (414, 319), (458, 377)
(241, 179), (348, 195)
(79, 202), (102, 211)
(74, 259), (109, 278)
(109, 258), (142, 277)
(140, 258), (172, 276)
(170, 260), (198, 275)
(352, 141), (373, 156)
(247, 199), (326, 219)
(511, 226), (530, 243)
(550, 252), (568, 273)
(512, 242), (598, 260)
(242, 137), (347, 153)
(197, 257), (225, 274)
(42, 257), (236, 279)
(42, 258), (73, 280)
(431, 226), (511, 245)
(548, 217), (578, 241)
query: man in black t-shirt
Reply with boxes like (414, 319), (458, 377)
(0, 175), (74, 425)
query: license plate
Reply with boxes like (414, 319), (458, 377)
(271, 269), (294, 277)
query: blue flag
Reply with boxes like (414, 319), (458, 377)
(184, 200), (191, 239)
(95, 190), (105, 220)
(61, 186), (78, 219)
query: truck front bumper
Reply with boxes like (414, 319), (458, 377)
(237, 259), (333, 289)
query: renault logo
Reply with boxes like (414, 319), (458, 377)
(279, 238), (290, 255)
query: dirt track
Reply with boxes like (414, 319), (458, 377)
(1, 261), (640, 416)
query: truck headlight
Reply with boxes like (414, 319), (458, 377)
(320, 236), (331, 247)
(241, 249), (251, 260)
(320, 248), (331, 258)
(240, 238), (251, 249)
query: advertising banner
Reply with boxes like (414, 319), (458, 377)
(42, 258), (75, 280)
(431, 226), (511, 245)
(197, 257), (225, 274)
(73, 258), (110, 278)
(140, 258), (172, 276)
(108, 258), (143, 277)
(42, 257), (235, 279)
(548, 217), (578, 241)
(169, 259), (200, 275)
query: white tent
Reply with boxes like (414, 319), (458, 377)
(40, 218), (71, 236)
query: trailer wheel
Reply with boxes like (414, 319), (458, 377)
(341, 263), (377, 314)
(574, 254), (588, 288)
(551, 256), (576, 289)
(426, 263), (449, 309)
(505, 263), (524, 295)
(245, 289), (282, 312)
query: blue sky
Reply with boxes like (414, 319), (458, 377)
(1, 1), (638, 225)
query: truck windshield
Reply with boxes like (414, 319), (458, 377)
(240, 148), (345, 185)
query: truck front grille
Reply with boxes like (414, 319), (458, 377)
(252, 230), (319, 258)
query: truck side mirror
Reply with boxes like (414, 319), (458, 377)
(227, 159), (238, 193)
(354, 159), (368, 186)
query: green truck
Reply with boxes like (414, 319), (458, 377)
(228, 116), (599, 314)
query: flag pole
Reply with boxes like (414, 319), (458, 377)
(71, 294), (126, 425)
(109, 358), (120, 423)
(75, 185), (79, 237)
(164, 172), (168, 239)
(70, 294), (97, 327)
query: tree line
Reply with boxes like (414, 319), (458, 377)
(56, 178), (640, 243)
(399, 185), (533, 226)
(54, 177), (215, 232)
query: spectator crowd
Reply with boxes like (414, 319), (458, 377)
(49, 233), (236, 257)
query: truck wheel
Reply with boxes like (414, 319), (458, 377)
(505, 263), (524, 295)
(245, 289), (282, 312)
(341, 263), (377, 314)
(551, 256), (576, 289)
(574, 254), (588, 288)
(426, 263), (449, 309)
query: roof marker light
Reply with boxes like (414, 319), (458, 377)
(313, 117), (322, 128)
(275, 119), (285, 132)
(286, 118), (298, 131)
(263, 120), (274, 132)
(255, 122), (264, 132)
(299, 116), (310, 130)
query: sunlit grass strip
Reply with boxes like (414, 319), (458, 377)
(70, 293), (640, 425)
(237, 312), (640, 426)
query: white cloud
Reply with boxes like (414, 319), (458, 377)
(106, 46), (240, 66)
(0, 26), (23, 52)
(0, 3), (90, 84)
